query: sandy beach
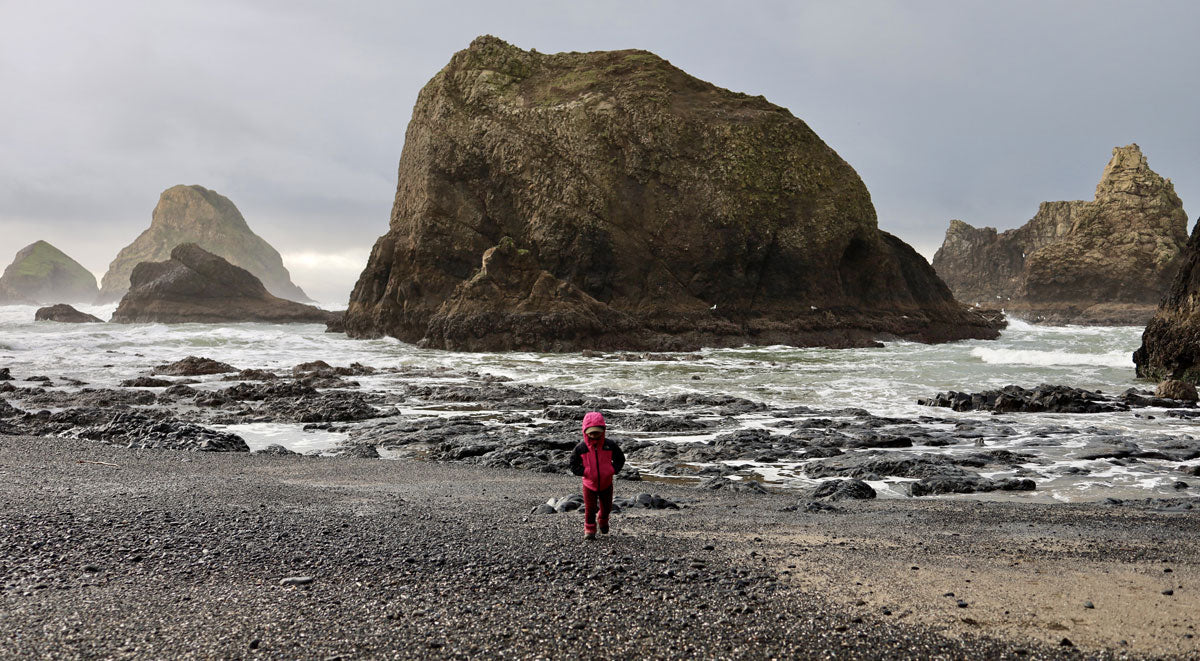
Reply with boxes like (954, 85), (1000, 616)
(1, 434), (1196, 659)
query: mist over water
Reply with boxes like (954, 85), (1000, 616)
(2, 305), (1194, 503)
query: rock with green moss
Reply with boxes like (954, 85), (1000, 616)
(0, 241), (98, 304)
(98, 185), (310, 303)
(344, 36), (1000, 351)
(933, 145), (1188, 325)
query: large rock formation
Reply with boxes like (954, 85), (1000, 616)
(110, 244), (332, 324)
(1134, 218), (1200, 382)
(0, 241), (98, 304)
(932, 145), (1188, 324)
(343, 36), (1000, 351)
(98, 185), (310, 303)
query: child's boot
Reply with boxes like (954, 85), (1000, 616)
(584, 531), (596, 541)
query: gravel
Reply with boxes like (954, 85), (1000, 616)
(0, 434), (1189, 659)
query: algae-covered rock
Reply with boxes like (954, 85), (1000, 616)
(344, 36), (999, 351)
(110, 244), (331, 324)
(0, 241), (98, 304)
(99, 185), (310, 303)
(933, 145), (1188, 325)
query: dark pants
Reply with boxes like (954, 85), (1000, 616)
(583, 486), (612, 534)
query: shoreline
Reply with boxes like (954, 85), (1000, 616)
(2, 434), (1197, 659)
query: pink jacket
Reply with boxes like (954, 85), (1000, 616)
(569, 411), (626, 491)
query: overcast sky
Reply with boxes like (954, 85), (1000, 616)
(2, 0), (1197, 304)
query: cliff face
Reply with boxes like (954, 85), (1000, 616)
(98, 185), (310, 303)
(1134, 217), (1200, 382)
(343, 36), (999, 351)
(0, 241), (98, 304)
(110, 244), (330, 324)
(932, 145), (1188, 324)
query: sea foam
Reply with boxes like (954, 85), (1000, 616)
(970, 346), (1133, 368)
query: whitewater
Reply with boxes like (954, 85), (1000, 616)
(2, 304), (1196, 503)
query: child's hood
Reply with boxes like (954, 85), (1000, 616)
(581, 411), (606, 445)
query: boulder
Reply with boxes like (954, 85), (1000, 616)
(1135, 218), (1200, 383)
(34, 304), (102, 323)
(0, 241), (98, 304)
(98, 185), (310, 303)
(1156, 379), (1199, 402)
(152, 356), (238, 376)
(110, 244), (332, 324)
(933, 145), (1188, 325)
(343, 36), (1001, 352)
(809, 478), (877, 501)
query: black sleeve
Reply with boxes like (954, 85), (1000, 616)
(610, 441), (626, 474)
(569, 443), (586, 476)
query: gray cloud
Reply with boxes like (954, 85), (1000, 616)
(2, 0), (1196, 302)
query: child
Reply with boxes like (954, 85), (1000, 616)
(569, 411), (625, 541)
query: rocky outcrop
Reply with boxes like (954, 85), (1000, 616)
(98, 185), (310, 303)
(110, 244), (332, 324)
(0, 241), (98, 304)
(1135, 218), (1200, 382)
(933, 145), (1188, 324)
(343, 36), (999, 351)
(34, 304), (103, 323)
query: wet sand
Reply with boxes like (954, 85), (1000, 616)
(1, 434), (1196, 659)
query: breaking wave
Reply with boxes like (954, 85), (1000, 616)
(970, 346), (1133, 368)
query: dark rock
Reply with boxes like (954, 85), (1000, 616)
(223, 369), (279, 381)
(805, 453), (977, 480)
(98, 185), (310, 303)
(160, 384), (198, 399)
(0, 368), (10, 381)
(292, 361), (376, 378)
(933, 145), (1188, 325)
(110, 244), (331, 324)
(120, 376), (174, 388)
(698, 477), (769, 493)
(254, 444), (299, 456)
(342, 36), (1001, 352)
(616, 493), (680, 510)
(34, 304), (102, 323)
(1136, 213), (1200, 382)
(335, 444), (380, 459)
(324, 311), (347, 333)
(0, 397), (22, 419)
(908, 477), (1036, 497)
(919, 384), (1127, 413)
(809, 479), (876, 501)
(153, 356), (238, 376)
(72, 411), (249, 452)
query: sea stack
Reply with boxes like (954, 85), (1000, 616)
(932, 145), (1188, 325)
(343, 36), (1000, 352)
(98, 185), (310, 303)
(110, 244), (331, 324)
(0, 241), (99, 304)
(1134, 217), (1200, 383)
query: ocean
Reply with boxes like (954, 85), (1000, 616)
(2, 303), (1196, 503)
